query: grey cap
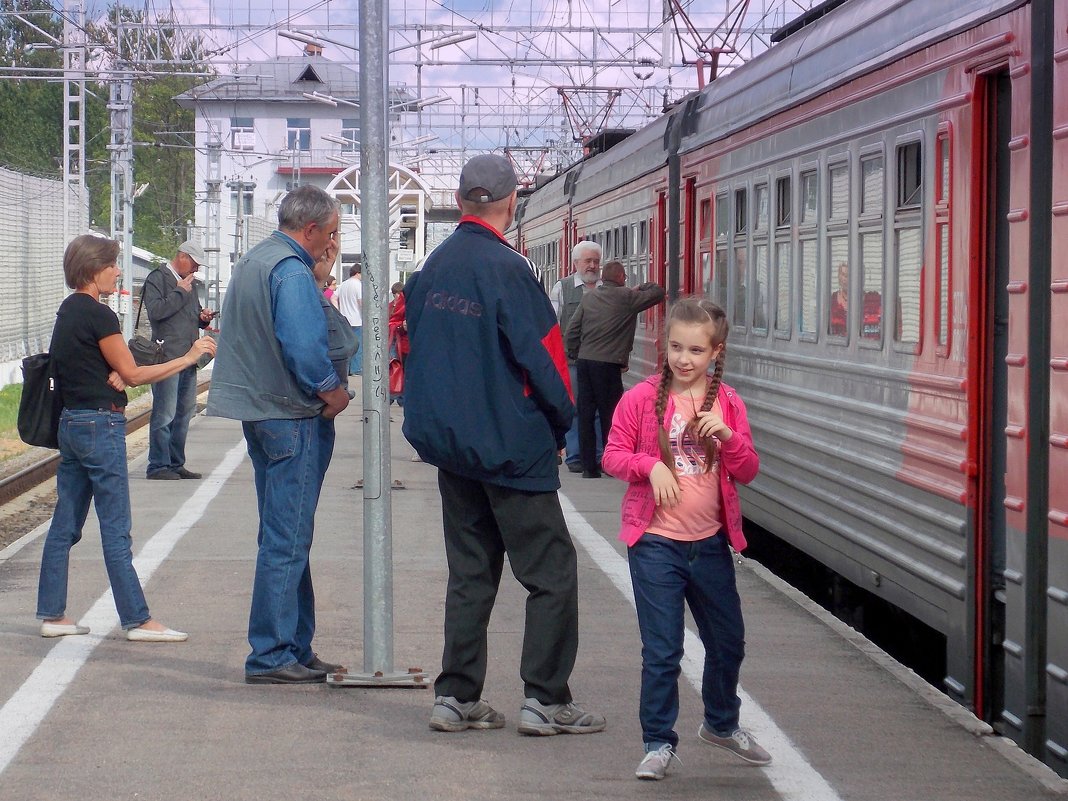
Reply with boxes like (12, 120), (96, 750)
(458, 154), (517, 203)
(177, 240), (206, 266)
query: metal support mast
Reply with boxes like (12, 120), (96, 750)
(62, 0), (88, 246)
(108, 71), (135, 339)
(204, 128), (223, 312)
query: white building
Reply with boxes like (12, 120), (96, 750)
(175, 46), (434, 299)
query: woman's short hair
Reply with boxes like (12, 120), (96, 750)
(63, 234), (120, 290)
(391, 281), (404, 294)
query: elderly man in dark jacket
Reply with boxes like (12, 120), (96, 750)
(142, 241), (215, 480)
(565, 260), (665, 477)
(404, 154), (606, 738)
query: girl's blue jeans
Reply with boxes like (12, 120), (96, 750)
(628, 532), (745, 750)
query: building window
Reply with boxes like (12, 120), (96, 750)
(230, 187), (254, 217)
(287, 117), (311, 152)
(341, 118), (359, 151)
(230, 117), (254, 151)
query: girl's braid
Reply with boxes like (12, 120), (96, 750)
(655, 356), (675, 471)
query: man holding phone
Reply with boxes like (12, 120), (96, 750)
(143, 240), (216, 480)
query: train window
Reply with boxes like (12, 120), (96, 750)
(714, 249), (728, 306)
(715, 194), (728, 238)
(701, 199), (712, 240)
(827, 236), (849, 338)
(701, 252), (712, 298)
(733, 245), (748, 327)
(897, 141), (922, 208)
(753, 244), (769, 330)
(776, 177), (792, 227)
(937, 223), (950, 347)
(622, 226), (630, 257)
(861, 156), (884, 216)
(895, 227), (922, 343)
(754, 184), (769, 231)
(774, 242), (792, 335)
(937, 133), (950, 205)
(829, 165), (849, 221)
(800, 171), (818, 224)
(860, 233), (884, 341)
(799, 238), (817, 336)
(735, 189), (748, 234)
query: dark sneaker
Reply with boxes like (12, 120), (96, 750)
(175, 467), (202, 479)
(697, 724), (772, 765)
(429, 696), (505, 732)
(517, 698), (606, 735)
(146, 470), (180, 480)
(566, 462), (583, 473)
(635, 744), (679, 780)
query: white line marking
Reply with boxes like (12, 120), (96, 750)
(0, 442), (247, 777)
(559, 491), (843, 801)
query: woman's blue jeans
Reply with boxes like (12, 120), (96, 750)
(242, 415), (335, 675)
(37, 409), (151, 629)
(628, 532), (745, 750)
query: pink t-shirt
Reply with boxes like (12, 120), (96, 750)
(646, 398), (723, 542)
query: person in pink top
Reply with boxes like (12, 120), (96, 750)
(602, 297), (771, 781)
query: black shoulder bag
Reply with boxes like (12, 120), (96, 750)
(128, 282), (165, 366)
(18, 352), (61, 448)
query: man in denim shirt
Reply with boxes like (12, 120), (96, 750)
(208, 185), (350, 684)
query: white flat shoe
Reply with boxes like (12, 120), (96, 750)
(126, 627), (188, 643)
(40, 621), (90, 638)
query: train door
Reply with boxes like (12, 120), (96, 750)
(654, 190), (668, 289)
(973, 71), (1011, 727)
(683, 177), (698, 294)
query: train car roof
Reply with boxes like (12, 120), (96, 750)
(683, 0), (1027, 154)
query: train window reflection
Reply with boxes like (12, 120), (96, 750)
(775, 242), (791, 335)
(897, 141), (922, 208)
(829, 165), (849, 220)
(733, 246), (748, 327)
(755, 184), (769, 231)
(754, 244), (769, 329)
(827, 236), (849, 337)
(714, 248), (728, 306)
(799, 238), (817, 335)
(715, 194), (728, 238)
(801, 171), (818, 223)
(735, 189), (748, 234)
(861, 156), (883, 215)
(776, 176), (792, 227)
(938, 223), (949, 347)
(895, 227), (922, 343)
(701, 251), (712, 299)
(860, 232), (883, 340)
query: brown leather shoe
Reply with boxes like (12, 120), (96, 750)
(305, 654), (346, 674)
(245, 663), (326, 684)
(175, 467), (202, 479)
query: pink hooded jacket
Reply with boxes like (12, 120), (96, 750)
(601, 375), (759, 550)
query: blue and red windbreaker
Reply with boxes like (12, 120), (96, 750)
(402, 217), (574, 491)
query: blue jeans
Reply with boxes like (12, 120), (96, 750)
(628, 533), (745, 749)
(564, 364), (601, 466)
(242, 415), (335, 675)
(147, 365), (198, 476)
(349, 326), (362, 375)
(37, 409), (151, 629)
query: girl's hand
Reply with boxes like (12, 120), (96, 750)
(650, 462), (681, 507)
(694, 408), (732, 441)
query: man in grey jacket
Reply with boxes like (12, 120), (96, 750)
(565, 260), (665, 477)
(143, 241), (215, 480)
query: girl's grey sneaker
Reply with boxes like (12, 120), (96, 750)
(635, 744), (680, 780)
(429, 696), (505, 732)
(697, 724), (772, 765)
(517, 698), (606, 735)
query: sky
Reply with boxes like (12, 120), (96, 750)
(74, 0), (815, 175)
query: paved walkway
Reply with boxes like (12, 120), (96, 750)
(0, 387), (1064, 801)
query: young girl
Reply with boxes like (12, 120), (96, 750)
(602, 297), (770, 780)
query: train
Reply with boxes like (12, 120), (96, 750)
(510, 0), (1067, 776)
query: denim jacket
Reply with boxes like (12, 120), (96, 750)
(601, 375), (759, 550)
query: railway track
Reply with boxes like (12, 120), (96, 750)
(0, 379), (210, 508)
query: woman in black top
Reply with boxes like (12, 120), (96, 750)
(36, 235), (216, 642)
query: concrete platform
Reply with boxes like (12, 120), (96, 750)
(0, 385), (1064, 801)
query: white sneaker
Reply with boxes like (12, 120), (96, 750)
(635, 744), (678, 780)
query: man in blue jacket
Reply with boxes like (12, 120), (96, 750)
(404, 154), (606, 737)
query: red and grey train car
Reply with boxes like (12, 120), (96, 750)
(512, 0), (1067, 775)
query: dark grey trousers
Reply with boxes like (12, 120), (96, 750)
(435, 469), (579, 705)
